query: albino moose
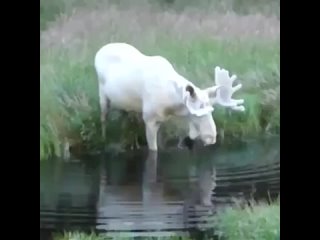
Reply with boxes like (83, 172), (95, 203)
(94, 42), (245, 151)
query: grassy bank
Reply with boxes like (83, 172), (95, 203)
(40, 0), (280, 159)
(53, 199), (280, 240)
(214, 199), (280, 240)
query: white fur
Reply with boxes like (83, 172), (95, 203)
(94, 42), (244, 151)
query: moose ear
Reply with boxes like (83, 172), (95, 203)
(185, 85), (196, 98)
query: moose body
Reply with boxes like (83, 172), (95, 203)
(94, 42), (243, 151)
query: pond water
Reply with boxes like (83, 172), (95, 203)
(40, 136), (280, 239)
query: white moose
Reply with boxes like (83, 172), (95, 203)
(94, 42), (245, 151)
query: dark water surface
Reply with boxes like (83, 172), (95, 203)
(40, 136), (280, 238)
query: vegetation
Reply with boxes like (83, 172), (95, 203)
(214, 198), (280, 240)
(53, 199), (280, 240)
(40, 0), (280, 159)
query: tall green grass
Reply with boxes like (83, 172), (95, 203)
(40, 0), (280, 159)
(214, 198), (280, 240)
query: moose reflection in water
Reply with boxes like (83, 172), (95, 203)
(96, 150), (217, 232)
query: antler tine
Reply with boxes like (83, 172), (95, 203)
(232, 83), (242, 94)
(230, 74), (237, 83)
(231, 105), (245, 112)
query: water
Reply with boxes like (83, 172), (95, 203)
(40, 136), (280, 239)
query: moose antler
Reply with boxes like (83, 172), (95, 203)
(211, 66), (245, 112)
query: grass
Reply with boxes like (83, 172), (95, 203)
(53, 199), (280, 240)
(40, 0), (280, 159)
(214, 198), (280, 240)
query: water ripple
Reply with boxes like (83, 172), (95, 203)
(40, 138), (280, 236)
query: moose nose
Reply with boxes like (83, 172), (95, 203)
(203, 136), (216, 146)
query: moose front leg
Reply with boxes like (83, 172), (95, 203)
(143, 119), (161, 152)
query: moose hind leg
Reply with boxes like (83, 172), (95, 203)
(99, 92), (110, 140)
